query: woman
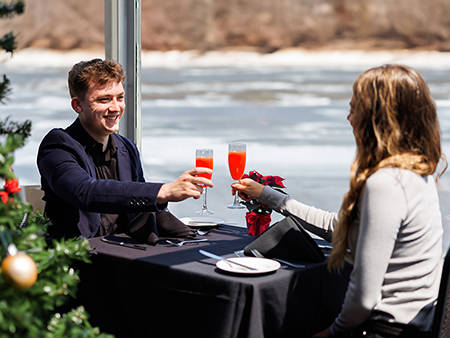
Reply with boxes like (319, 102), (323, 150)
(232, 64), (446, 337)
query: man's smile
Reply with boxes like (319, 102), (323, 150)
(105, 112), (121, 121)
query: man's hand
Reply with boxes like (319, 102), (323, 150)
(231, 178), (264, 201)
(157, 168), (213, 204)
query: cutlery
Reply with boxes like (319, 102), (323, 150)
(196, 229), (212, 236)
(199, 249), (258, 271)
(317, 244), (332, 250)
(165, 238), (208, 247)
(101, 237), (147, 250)
(234, 250), (245, 257)
(250, 249), (305, 269)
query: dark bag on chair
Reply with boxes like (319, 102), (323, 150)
(244, 216), (326, 263)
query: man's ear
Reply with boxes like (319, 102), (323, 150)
(71, 97), (82, 114)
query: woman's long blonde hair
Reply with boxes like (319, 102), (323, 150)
(328, 64), (447, 270)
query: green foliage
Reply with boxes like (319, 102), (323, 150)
(0, 32), (16, 53)
(45, 306), (111, 338)
(0, 152), (111, 336)
(0, 1), (24, 18)
(0, 3), (111, 336)
(0, 118), (31, 183)
(0, 126), (111, 336)
(0, 75), (10, 104)
(0, 1), (24, 102)
(0, 120), (31, 229)
(0, 89), (110, 338)
(0, 116), (32, 136)
(0, 222), (109, 337)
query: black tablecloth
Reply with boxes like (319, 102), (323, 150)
(76, 225), (350, 338)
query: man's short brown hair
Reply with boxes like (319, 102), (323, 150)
(68, 59), (125, 99)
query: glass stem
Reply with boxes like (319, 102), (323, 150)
(233, 190), (239, 205)
(202, 187), (208, 212)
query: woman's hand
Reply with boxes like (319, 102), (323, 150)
(312, 327), (330, 337)
(231, 178), (264, 201)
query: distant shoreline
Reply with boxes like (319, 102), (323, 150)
(3, 47), (450, 69)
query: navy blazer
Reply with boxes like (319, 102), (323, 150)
(37, 118), (165, 238)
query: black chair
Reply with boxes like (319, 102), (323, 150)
(431, 247), (450, 337)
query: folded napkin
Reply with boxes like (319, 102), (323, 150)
(244, 216), (325, 263)
(156, 210), (196, 238)
(127, 210), (196, 245)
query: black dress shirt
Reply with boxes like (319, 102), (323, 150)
(86, 135), (122, 236)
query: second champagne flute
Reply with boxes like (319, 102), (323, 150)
(228, 142), (246, 209)
(195, 148), (214, 215)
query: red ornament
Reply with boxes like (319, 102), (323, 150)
(0, 191), (8, 203)
(4, 178), (21, 195)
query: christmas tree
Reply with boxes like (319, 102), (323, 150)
(0, 2), (111, 337)
(0, 0), (24, 103)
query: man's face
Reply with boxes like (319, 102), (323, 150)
(72, 81), (125, 142)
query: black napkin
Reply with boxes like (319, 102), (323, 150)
(156, 209), (196, 238)
(126, 210), (195, 245)
(244, 216), (325, 263)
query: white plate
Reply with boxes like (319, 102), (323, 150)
(180, 217), (224, 227)
(216, 257), (281, 275)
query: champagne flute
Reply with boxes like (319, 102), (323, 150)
(228, 142), (246, 209)
(195, 148), (214, 216)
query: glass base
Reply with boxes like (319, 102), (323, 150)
(196, 209), (214, 216)
(227, 203), (245, 209)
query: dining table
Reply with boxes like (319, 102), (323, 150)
(77, 223), (351, 338)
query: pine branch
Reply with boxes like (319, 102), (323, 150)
(0, 74), (11, 103)
(0, 1), (24, 18)
(0, 32), (16, 53)
(0, 116), (32, 138)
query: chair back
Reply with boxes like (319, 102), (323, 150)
(432, 247), (450, 337)
(23, 185), (45, 214)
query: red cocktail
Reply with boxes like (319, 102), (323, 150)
(228, 143), (246, 209)
(196, 156), (213, 180)
(228, 151), (246, 180)
(196, 148), (214, 215)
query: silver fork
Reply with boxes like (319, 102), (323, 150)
(250, 249), (305, 269)
(166, 238), (208, 247)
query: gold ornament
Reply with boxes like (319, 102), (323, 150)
(1, 244), (37, 289)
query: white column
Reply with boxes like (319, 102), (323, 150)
(104, 0), (142, 150)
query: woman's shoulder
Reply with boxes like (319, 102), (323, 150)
(367, 167), (432, 191)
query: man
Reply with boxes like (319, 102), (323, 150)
(37, 59), (213, 242)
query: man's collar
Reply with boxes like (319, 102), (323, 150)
(68, 118), (98, 148)
(68, 118), (117, 154)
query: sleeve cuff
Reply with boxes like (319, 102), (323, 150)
(152, 182), (168, 211)
(156, 202), (168, 211)
(259, 186), (289, 210)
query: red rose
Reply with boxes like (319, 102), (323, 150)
(4, 178), (21, 195)
(0, 191), (8, 204)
